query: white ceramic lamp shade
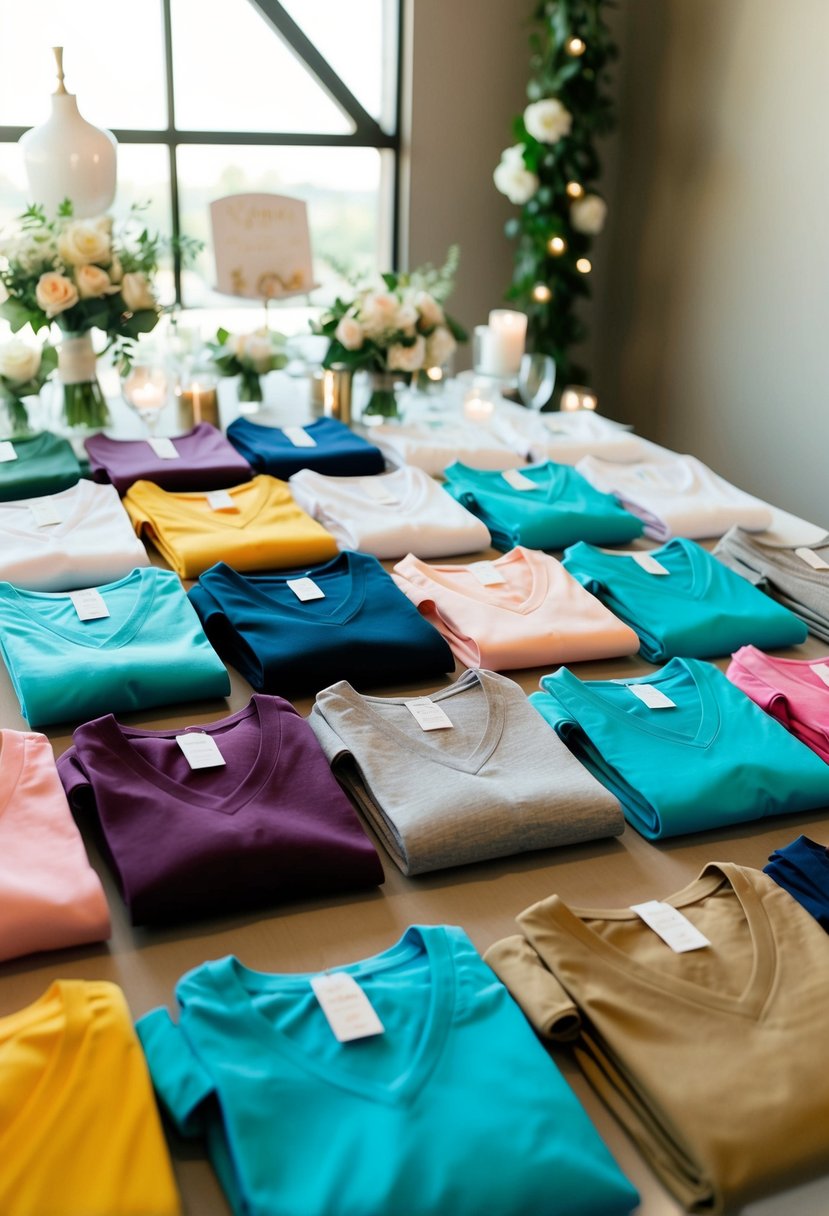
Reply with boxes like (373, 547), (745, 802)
(19, 47), (116, 219)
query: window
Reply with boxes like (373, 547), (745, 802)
(0, 0), (401, 311)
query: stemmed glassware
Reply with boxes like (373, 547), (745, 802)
(121, 364), (170, 436)
(517, 352), (556, 412)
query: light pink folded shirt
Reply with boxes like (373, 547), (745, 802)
(0, 729), (110, 961)
(726, 646), (829, 764)
(391, 546), (640, 670)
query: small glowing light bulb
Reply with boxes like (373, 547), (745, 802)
(532, 282), (552, 303)
(565, 181), (584, 200)
(576, 257), (592, 274)
(565, 36), (586, 56)
(547, 235), (567, 256)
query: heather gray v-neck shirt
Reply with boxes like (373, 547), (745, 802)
(308, 668), (624, 875)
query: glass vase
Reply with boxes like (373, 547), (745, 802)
(57, 332), (111, 433)
(0, 395), (34, 439)
(361, 370), (403, 425)
(238, 367), (264, 404)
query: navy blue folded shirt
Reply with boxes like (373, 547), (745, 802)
(226, 417), (386, 479)
(764, 835), (829, 931)
(188, 550), (454, 696)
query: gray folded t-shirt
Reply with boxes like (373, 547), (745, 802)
(715, 527), (829, 642)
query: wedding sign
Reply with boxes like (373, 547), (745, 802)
(210, 193), (315, 301)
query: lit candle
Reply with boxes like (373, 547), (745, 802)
(486, 310), (527, 377)
(560, 384), (598, 412)
(130, 381), (166, 411)
(179, 379), (220, 428)
(463, 390), (495, 423)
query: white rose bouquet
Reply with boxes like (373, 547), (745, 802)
(315, 247), (467, 420)
(207, 327), (288, 403)
(0, 336), (57, 436)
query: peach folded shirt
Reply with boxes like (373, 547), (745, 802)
(391, 546), (640, 670)
(0, 729), (110, 961)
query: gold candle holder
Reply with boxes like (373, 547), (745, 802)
(179, 379), (220, 430)
(323, 364), (353, 426)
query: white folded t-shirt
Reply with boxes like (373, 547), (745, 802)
(491, 402), (650, 465)
(371, 418), (524, 477)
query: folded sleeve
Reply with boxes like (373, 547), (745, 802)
(484, 935), (582, 1043)
(136, 1008), (215, 1138)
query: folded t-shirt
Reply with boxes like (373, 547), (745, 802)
(490, 401), (650, 465)
(85, 423), (253, 494)
(0, 431), (80, 501)
(370, 418), (523, 477)
(226, 416), (385, 478)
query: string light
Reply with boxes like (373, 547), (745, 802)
(565, 181), (585, 200)
(547, 235), (567, 256)
(531, 282), (552, 303)
(565, 36), (586, 57)
(576, 257), (592, 274)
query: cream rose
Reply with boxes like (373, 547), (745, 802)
(493, 149), (539, 206)
(242, 334), (275, 373)
(524, 98), (572, 145)
(0, 338), (41, 384)
(108, 254), (123, 284)
(35, 271), (79, 317)
(75, 264), (116, 299)
(414, 291), (444, 331)
(359, 292), (401, 339)
(394, 301), (418, 332)
(387, 335), (425, 373)
(335, 316), (364, 351)
(424, 325), (456, 369)
(120, 272), (157, 311)
(56, 220), (111, 267)
(570, 193), (608, 235)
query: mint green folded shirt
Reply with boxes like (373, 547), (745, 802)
(136, 925), (638, 1216)
(442, 460), (644, 551)
(562, 538), (807, 661)
(0, 431), (80, 501)
(531, 657), (829, 840)
(0, 566), (229, 727)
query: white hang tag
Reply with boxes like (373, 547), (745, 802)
(287, 576), (325, 602)
(69, 588), (110, 621)
(0, 441), (18, 462)
(795, 547), (829, 571)
(502, 468), (539, 492)
(632, 552), (670, 576)
(405, 697), (454, 731)
(468, 560), (507, 586)
(361, 479), (399, 506)
(205, 489), (238, 512)
(631, 900), (711, 953)
(147, 436), (179, 459)
(29, 499), (63, 527)
(282, 425), (317, 448)
(176, 731), (226, 769)
(810, 662), (829, 688)
(628, 683), (676, 709)
(310, 971), (385, 1042)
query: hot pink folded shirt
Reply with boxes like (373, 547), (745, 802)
(0, 729), (110, 961)
(726, 645), (829, 764)
(391, 546), (640, 671)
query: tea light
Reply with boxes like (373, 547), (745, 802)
(463, 390), (495, 423)
(560, 384), (598, 412)
(179, 379), (220, 429)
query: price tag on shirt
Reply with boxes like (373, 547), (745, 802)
(361, 479), (399, 506)
(287, 576), (325, 602)
(176, 731), (226, 769)
(310, 972), (385, 1043)
(69, 588), (110, 621)
(468, 560), (507, 586)
(627, 683), (676, 710)
(501, 468), (539, 492)
(147, 436), (179, 459)
(205, 489), (238, 512)
(795, 547), (829, 571)
(631, 552), (670, 576)
(29, 499), (63, 527)
(810, 663), (829, 688)
(282, 426), (317, 448)
(405, 697), (454, 731)
(0, 441), (17, 462)
(631, 900), (711, 953)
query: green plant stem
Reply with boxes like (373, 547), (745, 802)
(61, 381), (111, 430)
(238, 368), (263, 402)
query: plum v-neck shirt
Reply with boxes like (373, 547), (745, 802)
(392, 547), (639, 670)
(85, 423), (253, 494)
(57, 694), (383, 925)
(726, 645), (829, 761)
(0, 730), (109, 961)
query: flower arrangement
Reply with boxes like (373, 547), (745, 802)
(0, 200), (174, 429)
(493, 1), (617, 385)
(315, 247), (467, 419)
(0, 337), (57, 435)
(207, 327), (289, 403)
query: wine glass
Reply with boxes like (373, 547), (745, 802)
(121, 364), (170, 436)
(517, 352), (556, 412)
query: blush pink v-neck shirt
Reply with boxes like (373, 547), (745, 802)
(391, 547), (640, 670)
(0, 729), (110, 961)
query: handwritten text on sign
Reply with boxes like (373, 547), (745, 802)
(210, 193), (315, 300)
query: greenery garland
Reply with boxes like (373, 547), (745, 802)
(494, 0), (618, 387)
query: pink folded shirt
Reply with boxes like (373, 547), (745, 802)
(0, 729), (110, 961)
(391, 546), (640, 670)
(726, 645), (829, 764)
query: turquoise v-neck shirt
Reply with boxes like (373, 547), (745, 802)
(137, 926), (638, 1216)
(442, 460), (644, 551)
(531, 657), (829, 840)
(0, 566), (229, 727)
(562, 538), (807, 661)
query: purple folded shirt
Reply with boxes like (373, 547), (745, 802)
(84, 423), (253, 494)
(57, 693), (384, 924)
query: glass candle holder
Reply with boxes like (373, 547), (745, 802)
(560, 384), (598, 412)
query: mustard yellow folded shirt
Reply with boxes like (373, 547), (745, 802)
(124, 474), (339, 577)
(0, 979), (180, 1216)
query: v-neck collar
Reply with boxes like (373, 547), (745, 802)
(0, 567), (160, 651)
(580, 539), (712, 599)
(734, 646), (829, 697)
(90, 693), (283, 815)
(133, 474), (276, 532)
(398, 547), (550, 616)
(210, 926), (455, 1107)
(524, 862), (776, 1020)
(205, 552), (368, 626)
(0, 479), (97, 542)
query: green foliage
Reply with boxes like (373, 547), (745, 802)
(499, 0), (618, 384)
